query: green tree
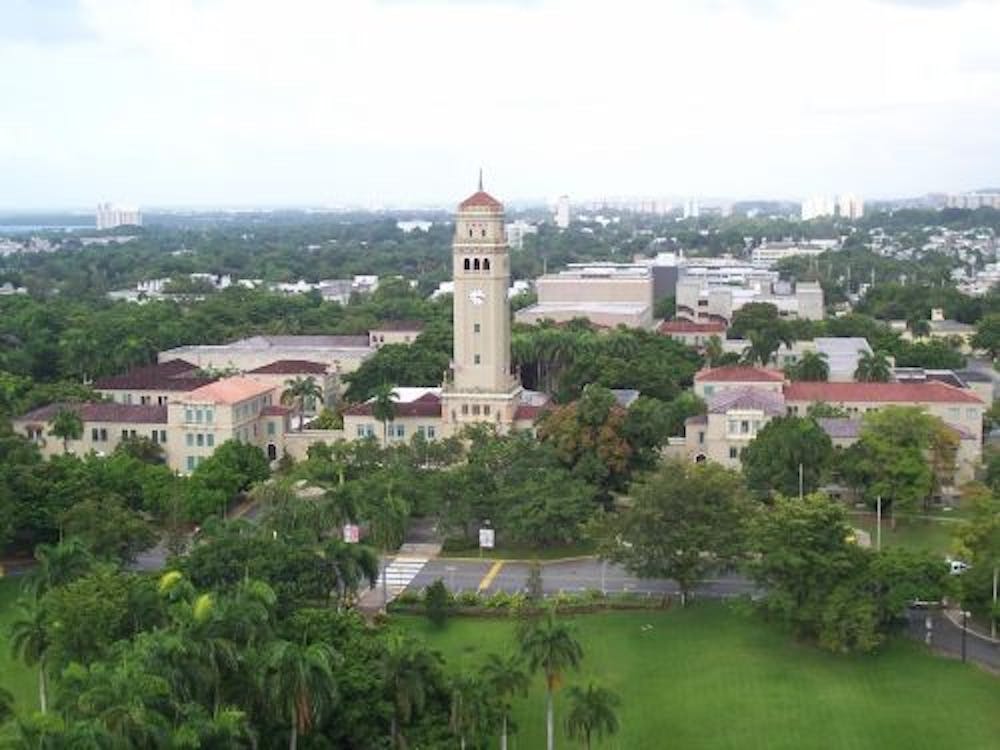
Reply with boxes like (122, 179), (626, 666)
(372, 383), (396, 448)
(321, 539), (379, 609)
(264, 639), (340, 750)
(27, 539), (94, 597)
(60, 496), (158, 563)
(740, 416), (833, 497)
(788, 350), (829, 381)
(449, 673), (497, 750)
(114, 434), (166, 464)
(971, 312), (1000, 359)
(954, 486), (1000, 637)
(48, 407), (83, 454)
(281, 376), (324, 432)
(594, 460), (752, 605)
(9, 599), (50, 713)
(381, 634), (443, 749)
(519, 611), (584, 750)
(481, 652), (530, 750)
(564, 683), (621, 750)
(424, 578), (452, 628)
(853, 350), (892, 382)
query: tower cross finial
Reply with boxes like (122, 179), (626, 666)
(478, 167), (483, 192)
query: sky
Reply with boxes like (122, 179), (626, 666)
(1, 0), (998, 209)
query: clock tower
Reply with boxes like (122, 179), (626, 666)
(441, 177), (522, 434)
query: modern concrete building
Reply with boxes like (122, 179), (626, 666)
(751, 240), (838, 267)
(676, 277), (823, 325)
(96, 202), (142, 230)
(504, 220), (538, 249)
(515, 263), (655, 329)
(369, 321), (425, 349)
(554, 195), (571, 229)
(658, 319), (726, 348)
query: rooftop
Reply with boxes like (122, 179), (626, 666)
(184, 377), (277, 405)
(459, 190), (503, 210)
(784, 380), (983, 405)
(93, 359), (217, 392)
(342, 389), (443, 419)
(18, 402), (167, 425)
(695, 366), (785, 383)
(370, 320), (426, 332)
(659, 320), (726, 334)
(248, 360), (329, 375)
(708, 387), (786, 416)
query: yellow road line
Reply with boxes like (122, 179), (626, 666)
(478, 561), (504, 592)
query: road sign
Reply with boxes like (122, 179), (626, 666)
(343, 524), (360, 543)
(479, 528), (495, 549)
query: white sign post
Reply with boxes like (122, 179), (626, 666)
(478, 528), (495, 550)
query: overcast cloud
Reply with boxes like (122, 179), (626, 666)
(0, 0), (998, 209)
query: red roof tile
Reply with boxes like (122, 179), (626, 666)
(343, 392), (443, 419)
(459, 191), (503, 210)
(695, 366), (785, 383)
(248, 360), (328, 375)
(514, 403), (548, 421)
(93, 360), (216, 392)
(783, 381), (984, 405)
(660, 320), (727, 334)
(18, 402), (167, 425)
(261, 405), (292, 416)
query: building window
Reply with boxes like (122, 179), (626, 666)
(967, 408), (978, 419)
(472, 405), (481, 416)
(186, 433), (194, 447)
(205, 409), (213, 423)
(728, 420), (738, 434)
(474, 323), (480, 333)
(481, 229), (486, 238)
(140, 395), (150, 405)
(468, 228), (473, 238)
(186, 456), (195, 471)
(267, 421), (275, 435)
(729, 447), (738, 459)
(151, 430), (159, 444)
(394, 424), (405, 439)
(158, 430), (165, 444)
(356, 425), (366, 438)
(703, 385), (714, 396)
(698, 431), (705, 445)
(207, 434), (214, 447)
(196, 433), (204, 447)
(101, 428), (108, 442)
(483, 257), (490, 270)
(462, 404), (469, 415)
(426, 426), (436, 439)
(185, 408), (193, 422)
(741, 420), (750, 434)
(484, 405), (491, 416)
(91, 428), (99, 441)
(474, 354), (481, 364)
(473, 258), (481, 271)
(464, 258), (470, 270)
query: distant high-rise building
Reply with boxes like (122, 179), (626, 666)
(945, 192), (1000, 210)
(96, 203), (142, 230)
(801, 195), (836, 221)
(837, 193), (864, 220)
(683, 198), (700, 219)
(554, 195), (571, 229)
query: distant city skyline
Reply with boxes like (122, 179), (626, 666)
(2, 0), (999, 210)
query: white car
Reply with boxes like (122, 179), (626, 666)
(946, 558), (970, 575)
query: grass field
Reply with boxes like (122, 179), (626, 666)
(848, 511), (960, 556)
(396, 604), (1000, 749)
(0, 577), (38, 711)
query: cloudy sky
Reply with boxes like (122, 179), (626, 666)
(1, 0), (998, 209)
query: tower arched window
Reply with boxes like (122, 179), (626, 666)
(473, 258), (481, 271)
(464, 258), (471, 271)
(481, 229), (486, 238)
(468, 228), (473, 237)
(483, 258), (491, 271)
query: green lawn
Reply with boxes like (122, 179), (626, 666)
(396, 604), (1000, 749)
(0, 577), (38, 711)
(848, 512), (959, 556)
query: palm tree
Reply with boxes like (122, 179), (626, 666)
(27, 539), (94, 596)
(564, 683), (621, 750)
(481, 652), (530, 750)
(9, 600), (50, 713)
(264, 639), (340, 750)
(71, 660), (172, 748)
(372, 383), (397, 448)
(854, 350), (892, 382)
(282, 376), (324, 431)
(791, 350), (829, 382)
(322, 539), (379, 609)
(48, 407), (83, 454)
(519, 611), (584, 750)
(741, 330), (783, 367)
(381, 634), (442, 749)
(449, 673), (496, 750)
(704, 335), (725, 367)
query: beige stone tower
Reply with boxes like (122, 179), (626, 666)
(441, 177), (522, 435)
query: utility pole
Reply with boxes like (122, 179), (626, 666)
(961, 610), (969, 663)
(876, 496), (882, 552)
(799, 463), (804, 501)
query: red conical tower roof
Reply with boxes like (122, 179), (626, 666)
(459, 169), (502, 209)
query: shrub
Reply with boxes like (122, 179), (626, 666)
(424, 578), (452, 627)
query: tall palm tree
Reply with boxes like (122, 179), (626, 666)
(322, 539), (379, 609)
(741, 330), (785, 367)
(564, 683), (621, 750)
(27, 539), (94, 597)
(9, 600), (50, 713)
(791, 350), (829, 382)
(372, 383), (397, 448)
(264, 639), (340, 750)
(449, 673), (496, 750)
(704, 335), (725, 367)
(519, 611), (584, 750)
(854, 350), (892, 382)
(282, 376), (324, 432)
(481, 652), (530, 750)
(71, 660), (173, 748)
(48, 407), (83, 454)
(380, 634), (442, 749)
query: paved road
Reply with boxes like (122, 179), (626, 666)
(905, 608), (1000, 671)
(408, 557), (758, 599)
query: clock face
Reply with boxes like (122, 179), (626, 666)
(469, 288), (486, 306)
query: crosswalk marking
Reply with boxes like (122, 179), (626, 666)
(382, 557), (429, 599)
